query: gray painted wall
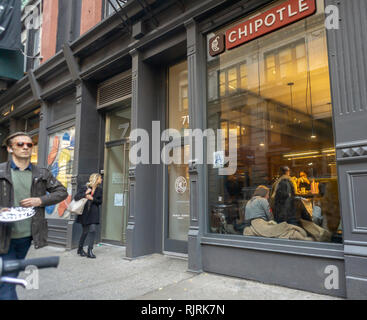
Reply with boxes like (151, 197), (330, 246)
(326, 0), (367, 299)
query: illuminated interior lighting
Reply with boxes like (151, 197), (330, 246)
(322, 148), (336, 154)
(311, 135), (317, 139)
(287, 155), (324, 161)
(283, 151), (319, 158)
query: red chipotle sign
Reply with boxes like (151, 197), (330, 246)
(209, 0), (316, 56)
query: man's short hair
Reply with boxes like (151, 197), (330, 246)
(253, 185), (270, 198)
(4, 132), (33, 147)
(280, 166), (290, 175)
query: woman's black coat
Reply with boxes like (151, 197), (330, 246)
(75, 185), (103, 226)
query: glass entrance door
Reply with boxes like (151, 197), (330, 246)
(164, 145), (190, 253)
(164, 60), (190, 254)
(102, 106), (131, 245)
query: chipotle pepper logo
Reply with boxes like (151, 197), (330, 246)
(209, 34), (225, 57)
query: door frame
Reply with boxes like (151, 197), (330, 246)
(100, 104), (131, 246)
(162, 136), (191, 254)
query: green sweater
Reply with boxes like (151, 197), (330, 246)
(11, 168), (33, 239)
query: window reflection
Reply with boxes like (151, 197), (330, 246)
(169, 60), (189, 136)
(30, 134), (38, 165)
(207, 0), (342, 243)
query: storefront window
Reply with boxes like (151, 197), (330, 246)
(25, 108), (40, 132)
(45, 127), (75, 219)
(207, 0), (342, 243)
(105, 105), (131, 142)
(169, 60), (189, 136)
(30, 134), (38, 165)
(23, 108), (40, 165)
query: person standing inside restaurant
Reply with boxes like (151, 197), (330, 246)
(0, 132), (68, 300)
(75, 173), (103, 259)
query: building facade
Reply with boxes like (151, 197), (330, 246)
(0, 0), (366, 299)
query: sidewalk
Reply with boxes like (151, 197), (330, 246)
(17, 244), (342, 300)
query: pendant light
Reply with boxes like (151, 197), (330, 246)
(288, 82), (295, 123)
(257, 40), (265, 148)
(305, 21), (316, 140)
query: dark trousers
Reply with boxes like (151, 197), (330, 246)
(0, 237), (32, 300)
(78, 224), (98, 249)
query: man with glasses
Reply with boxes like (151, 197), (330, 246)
(0, 132), (68, 300)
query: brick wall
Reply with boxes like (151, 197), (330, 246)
(80, 0), (103, 35)
(41, 0), (58, 63)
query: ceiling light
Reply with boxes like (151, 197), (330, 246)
(283, 151), (319, 158)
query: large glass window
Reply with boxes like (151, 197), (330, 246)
(207, 0), (342, 243)
(23, 107), (41, 165)
(168, 60), (189, 136)
(45, 127), (75, 219)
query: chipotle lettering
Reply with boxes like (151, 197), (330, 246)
(211, 0), (316, 55)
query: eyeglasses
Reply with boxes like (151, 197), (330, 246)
(14, 142), (34, 148)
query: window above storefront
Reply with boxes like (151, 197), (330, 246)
(206, 0), (342, 245)
(21, 0), (43, 71)
(104, 0), (128, 18)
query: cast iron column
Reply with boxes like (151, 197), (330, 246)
(185, 18), (206, 272)
(126, 48), (161, 258)
(326, 0), (367, 299)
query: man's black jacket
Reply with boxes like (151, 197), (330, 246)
(0, 161), (68, 254)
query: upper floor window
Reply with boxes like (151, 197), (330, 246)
(21, 0), (43, 71)
(104, 0), (128, 18)
(218, 62), (248, 98)
(265, 39), (306, 83)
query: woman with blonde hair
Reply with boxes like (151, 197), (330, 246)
(75, 173), (103, 258)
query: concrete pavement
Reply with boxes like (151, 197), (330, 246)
(17, 244), (342, 300)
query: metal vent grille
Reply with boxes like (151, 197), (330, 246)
(97, 72), (132, 109)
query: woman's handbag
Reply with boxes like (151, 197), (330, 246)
(66, 198), (88, 215)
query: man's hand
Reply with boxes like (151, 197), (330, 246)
(20, 198), (42, 208)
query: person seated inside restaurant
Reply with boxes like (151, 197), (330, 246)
(244, 186), (313, 241)
(270, 166), (300, 226)
(270, 166), (332, 242)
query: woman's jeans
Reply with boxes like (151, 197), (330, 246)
(79, 224), (98, 249)
(0, 237), (32, 300)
